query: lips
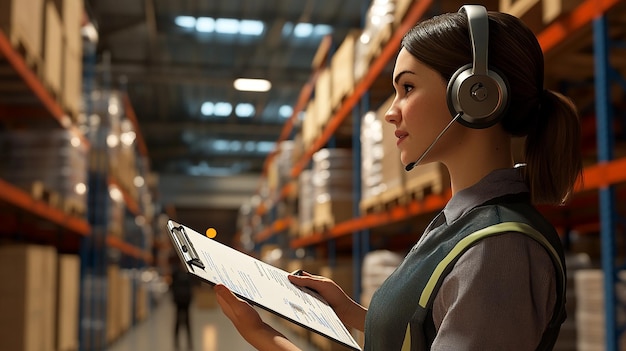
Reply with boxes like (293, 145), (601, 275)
(395, 130), (408, 145)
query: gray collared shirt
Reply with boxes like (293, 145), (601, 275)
(427, 167), (557, 350)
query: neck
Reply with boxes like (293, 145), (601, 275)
(443, 128), (513, 195)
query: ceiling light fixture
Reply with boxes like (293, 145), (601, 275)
(233, 78), (271, 92)
(235, 103), (255, 117)
(294, 23), (314, 37)
(279, 105), (293, 118)
(214, 102), (232, 116)
(175, 16), (196, 28)
(196, 17), (215, 32)
(215, 18), (240, 34)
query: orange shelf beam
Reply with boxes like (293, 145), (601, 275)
(0, 178), (91, 236)
(108, 177), (141, 217)
(290, 190), (450, 249)
(255, 217), (293, 243)
(255, 182), (296, 216)
(575, 157), (626, 192)
(290, 156), (626, 248)
(261, 35), (333, 179)
(537, 0), (623, 53)
(290, 0), (433, 178)
(0, 30), (90, 150)
(106, 235), (153, 263)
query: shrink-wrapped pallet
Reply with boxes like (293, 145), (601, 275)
(360, 250), (403, 308)
(574, 269), (626, 351)
(311, 149), (353, 232)
(0, 129), (88, 216)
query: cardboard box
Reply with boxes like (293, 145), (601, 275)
(53, 0), (84, 53)
(330, 30), (360, 110)
(0, 0), (44, 62)
(302, 100), (318, 148)
(107, 265), (121, 342)
(315, 68), (332, 130)
(62, 44), (83, 119)
(499, 0), (584, 34)
(43, 1), (63, 95)
(119, 273), (132, 332)
(0, 244), (57, 351)
(56, 254), (80, 351)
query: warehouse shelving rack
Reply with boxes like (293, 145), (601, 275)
(251, 0), (626, 349)
(0, 22), (155, 351)
(80, 34), (156, 350)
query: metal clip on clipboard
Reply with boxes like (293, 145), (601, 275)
(170, 224), (205, 269)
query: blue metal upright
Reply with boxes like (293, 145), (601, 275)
(79, 34), (109, 351)
(593, 15), (623, 351)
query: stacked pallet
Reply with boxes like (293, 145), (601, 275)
(360, 250), (403, 308)
(298, 170), (315, 236)
(311, 149), (354, 233)
(0, 129), (88, 217)
(360, 96), (405, 214)
(574, 269), (626, 351)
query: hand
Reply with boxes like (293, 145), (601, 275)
(214, 284), (301, 351)
(288, 271), (367, 331)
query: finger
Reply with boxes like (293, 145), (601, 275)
(215, 285), (236, 317)
(288, 273), (325, 290)
(215, 284), (251, 318)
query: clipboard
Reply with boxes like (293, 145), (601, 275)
(166, 220), (362, 351)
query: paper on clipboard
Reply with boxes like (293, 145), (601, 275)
(166, 220), (361, 351)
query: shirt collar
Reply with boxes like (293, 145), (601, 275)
(443, 167), (529, 224)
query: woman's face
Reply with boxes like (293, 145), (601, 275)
(385, 48), (459, 167)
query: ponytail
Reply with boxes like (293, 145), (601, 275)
(524, 90), (582, 204)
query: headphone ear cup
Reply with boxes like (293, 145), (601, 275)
(446, 64), (509, 129)
(446, 64), (472, 123)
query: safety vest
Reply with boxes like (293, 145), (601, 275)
(364, 199), (566, 351)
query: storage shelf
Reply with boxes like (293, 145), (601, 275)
(536, 0), (623, 52)
(106, 235), (153, 263)
(289, 0), (434, 179)
(0, 177), (90, 236)
(122, 93), (149, 158)
(255, 217), (293, 242)
(253, 0), (626, 247)
(0, 29), (89, 150)
(109, 176), (141, 217)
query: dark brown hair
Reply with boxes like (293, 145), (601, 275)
(401, 11), (582, 204)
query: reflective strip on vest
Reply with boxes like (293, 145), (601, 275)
(417, 221), (565, 308)
(401, 324), (411, 351)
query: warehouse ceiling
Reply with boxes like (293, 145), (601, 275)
(84, 0), (368, 230)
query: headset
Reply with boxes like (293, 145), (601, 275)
(447, 5), (509, 129)
(405, 5), (509, 171)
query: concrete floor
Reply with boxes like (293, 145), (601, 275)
(105, 293), (325, 351)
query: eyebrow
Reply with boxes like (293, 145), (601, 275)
(393, 70), (416, 84)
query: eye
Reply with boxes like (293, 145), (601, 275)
(403, 84), (414, 94)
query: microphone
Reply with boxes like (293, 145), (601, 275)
(405, 112), (463, 171)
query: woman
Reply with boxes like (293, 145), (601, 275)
(215, 6), (581, 350)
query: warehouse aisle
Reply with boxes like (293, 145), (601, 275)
(106, 294), (322, 351)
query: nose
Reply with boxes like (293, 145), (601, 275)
(384, 102), (400, 125)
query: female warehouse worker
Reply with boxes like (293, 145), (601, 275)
(215, 5), (582, 351)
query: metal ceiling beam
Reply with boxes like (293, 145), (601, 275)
(101, 62), (309, 89)
(139, 120), (286, 137)
(148, 146), (268, 162)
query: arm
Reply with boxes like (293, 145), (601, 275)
(431, 234), (557, 350)
(214, 284), (302, 351)
(288, 271), (368, 331)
